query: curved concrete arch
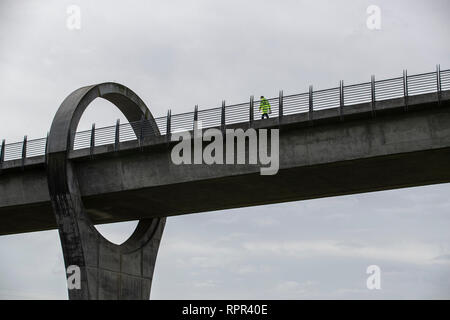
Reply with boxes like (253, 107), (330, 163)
(46, 82), (166, 300)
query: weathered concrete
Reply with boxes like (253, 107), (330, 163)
(1, 91), (450, 237)
(44, 83), (165, 300)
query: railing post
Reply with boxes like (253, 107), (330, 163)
(308, 85), (313, 122)
(371, 75), (376, 117)
(0, 139), (5, 168)
(403, 69), (409, 111)
(90, 123), (95, 157)
(221, 100), (226, 130)
(249, 96), (254, 125)
(339, 80), (344, 121)
(166, 109), (171, 139)
(193, 105), (198, 130)
(22, 135), (27, 168)
(437, 64), (442, 105)
(279, 90), (283, 119)
(114, 119), (120, 151)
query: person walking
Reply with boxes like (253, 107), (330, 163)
(259, 96), (271, 119)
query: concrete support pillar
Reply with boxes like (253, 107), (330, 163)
(46, 82), (166, 300)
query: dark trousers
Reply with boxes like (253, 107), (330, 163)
(261, 113), (269, 119)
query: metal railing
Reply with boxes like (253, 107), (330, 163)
(1, 65), (449, 163)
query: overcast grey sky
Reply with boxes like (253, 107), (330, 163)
(1, 0), (450, 299)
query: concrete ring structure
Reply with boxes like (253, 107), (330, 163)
(46, 82), (166, 300)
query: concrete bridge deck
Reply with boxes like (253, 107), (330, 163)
(1, 91), (450, 235)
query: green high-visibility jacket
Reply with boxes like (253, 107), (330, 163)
(259, 97), (271, 114)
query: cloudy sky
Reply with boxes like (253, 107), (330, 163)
(0, 0), (450, 299)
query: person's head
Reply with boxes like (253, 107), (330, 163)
(260, 96), (264, 99)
